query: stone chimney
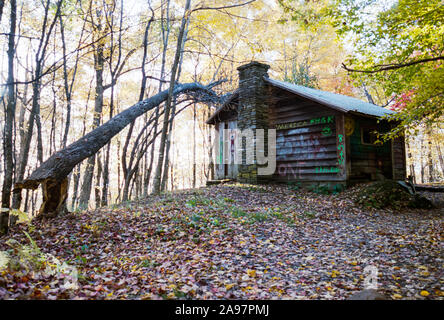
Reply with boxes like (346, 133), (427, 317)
(236, 61), (271, 183)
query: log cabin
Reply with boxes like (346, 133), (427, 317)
(207, 61), (406, 190)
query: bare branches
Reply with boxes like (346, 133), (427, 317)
(14, 80), (224, 191)
(342, 56), (444, 74)
(192, 0), (256, 13)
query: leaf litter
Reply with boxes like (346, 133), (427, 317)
(0, 183), (442, 300)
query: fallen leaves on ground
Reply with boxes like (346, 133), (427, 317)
(0, 183), (442, 300)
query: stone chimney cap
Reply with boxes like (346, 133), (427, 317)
(237, 61), (270, 72)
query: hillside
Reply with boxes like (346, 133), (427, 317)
(0, 184), (442, 300)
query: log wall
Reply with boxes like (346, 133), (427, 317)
(269, 90), (346, 187)
(348, 117), (393, 181)
(392, 136), (406, 180)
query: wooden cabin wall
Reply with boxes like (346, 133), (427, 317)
(392, 136), (406, 180)
(348, 117), (393, 181)
(268, 89), (346, 187)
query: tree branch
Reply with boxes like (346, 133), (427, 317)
(192, 0), (256, 12)
(342, 56), (444, 74)
(14, 80), (225, 191)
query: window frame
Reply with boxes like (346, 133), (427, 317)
(361, 126), (378, 145)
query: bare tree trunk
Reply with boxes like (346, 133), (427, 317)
(78, 12), (105, 209)
(160, 99), (176, 191)
(95, 152), (102, 208)
(420, 134), (426, 184)
(161, 20), (189, 192)
(59, 12), (83, 148)
(0, 0), (17, 235)
(435, 142), (444, 178)
(71, 164), (81, 209)
(143, 0), (171, 196)
(192, 103), (197, 188)
(12, 0), (62, 210)
(153, 0), (192, 194)
(362, 83), (375, 104)
(0, 0), (5, 23)
(160, 21), (189, 191)
(101, 88), (113, 206)
(405, 137), (416, 183)
(101, 0), (127, 207)
(426, 126), (434, 183)
(122, 6), (154, 200)
(207, 105), (215, 180)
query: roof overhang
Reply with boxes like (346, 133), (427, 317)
(265, 77), (396, 119)
(206, 90), (239, 125)
(206, 77), (396, 124)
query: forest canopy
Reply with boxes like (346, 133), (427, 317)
(278, 0), (444, 136)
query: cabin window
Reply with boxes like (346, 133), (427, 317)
(361, 127), (378, 145)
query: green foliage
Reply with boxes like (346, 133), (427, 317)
(287, 181), (302, 191)
(283, 60), (319, 88)
(229, 206), (248, 218)
(185, 196), (216, 208)
(279, 0), (443, 136)
(307, 183), (344, 195)
(301, 211), (317, 219)
(228, 206), (270, 224)
(237, 184), (267, 193)
(248, 212), (269, 223)
(277, 0), (334, 32)
(1, 232), (45, 272)
(331, 0), (444, 136)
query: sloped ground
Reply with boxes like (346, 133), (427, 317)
(0, 183), (442, 300)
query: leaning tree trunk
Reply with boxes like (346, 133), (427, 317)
(13, 81), (222, 217)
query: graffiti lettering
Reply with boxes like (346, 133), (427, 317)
(337, 134), (345, 166)
(310, 115), (334, 125)
(276, 120), (309, 130)
(277, 162), (306, 179)
(315, 167), (339, 174)
(276, 115), (335, 131)
(321, 126), (332, 136)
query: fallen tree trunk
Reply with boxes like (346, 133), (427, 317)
(14, 81), (222, 217)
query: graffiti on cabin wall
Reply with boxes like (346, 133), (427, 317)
(310, 115), (334, 125)
(337, 134), (345, 166)
(275, 115), (351, 177)
(315, 167), (339, 174)
(276, 120), (309, 130)
(345, 116), (355, 136)
(276, 115), (335, 159)
(276, 115), (335, 131)
(309, 133), (324, 156)
(219, 135), (223, 165)
(321, 126), (332, 137)
(277, 162), (306, 179)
